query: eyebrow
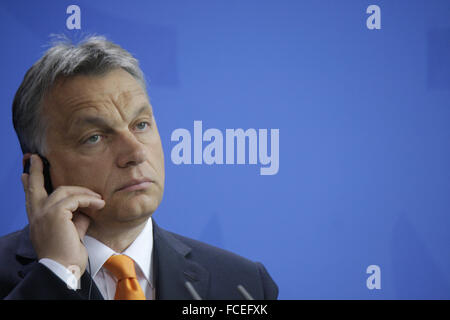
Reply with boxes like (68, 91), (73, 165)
(69, 104), (152, 132)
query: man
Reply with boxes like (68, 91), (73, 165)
(0, 36), (278, 300)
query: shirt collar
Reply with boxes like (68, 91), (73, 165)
(82, 217), (154, 287)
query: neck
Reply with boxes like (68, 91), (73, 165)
(86, 218), (149, 253)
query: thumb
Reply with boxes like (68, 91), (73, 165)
(72, 210), (91, 240)
(21, 173), (31, 216)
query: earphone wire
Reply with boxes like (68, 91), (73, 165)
(87, 255), (93, 300)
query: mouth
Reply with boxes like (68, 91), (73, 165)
(116, 178), (153, 192)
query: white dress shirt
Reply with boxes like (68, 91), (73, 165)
(39, 217), (155, 300)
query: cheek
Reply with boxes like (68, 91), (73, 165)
(49, 159), (77, 187)
(49, 167), (66, 189)
(50, 159), (110, 193)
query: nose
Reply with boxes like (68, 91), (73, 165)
(116, 131), (147, 168)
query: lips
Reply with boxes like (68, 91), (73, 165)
(117, 178), (153, 192)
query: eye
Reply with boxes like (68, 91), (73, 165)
(136, 121), (150, 131)
(84, 134), (102, 145)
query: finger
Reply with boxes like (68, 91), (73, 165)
(72, 211), (91, 240)
(28, 154), (48, 209)
(46, 186), (103, 208)
(55, 195), (106, 216)
(20, 173), (28, 193)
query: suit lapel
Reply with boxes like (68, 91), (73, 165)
(152, 220), (210, 300)
(15, 225), (104, 300)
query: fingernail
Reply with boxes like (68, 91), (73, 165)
(30, 155), (34, 165)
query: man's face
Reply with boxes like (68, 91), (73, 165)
(42, 68), (165, 230)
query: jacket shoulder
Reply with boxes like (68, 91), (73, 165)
(0, 229), (24, 255)
(0, 228), (29, 298)
(159, 228), (279, 299)
(168, 231), (254, 266)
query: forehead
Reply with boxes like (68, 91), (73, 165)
(43, 68), (150, 123)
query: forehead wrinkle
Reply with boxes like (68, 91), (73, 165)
(49, 77), (150, 134)
(59, 94), (107, 111)
(113, 88), (147, 122)
(65, 106), (112, 137)
(67, 102), (152, 136)
(66, 86), (146, 120)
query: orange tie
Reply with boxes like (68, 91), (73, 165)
(103, 255), (146, 300)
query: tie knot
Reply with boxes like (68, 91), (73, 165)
(104, 255), (138, 281)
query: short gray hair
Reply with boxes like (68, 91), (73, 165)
(12, 35), (147, 155)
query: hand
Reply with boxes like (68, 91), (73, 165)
(20, 154), (106, 275)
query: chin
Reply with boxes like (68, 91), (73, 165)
(114, 193), (160, 222)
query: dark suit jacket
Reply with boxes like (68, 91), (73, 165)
(0, 219), (278, 300)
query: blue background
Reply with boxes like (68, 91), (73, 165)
(0, 0), (449, 299)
